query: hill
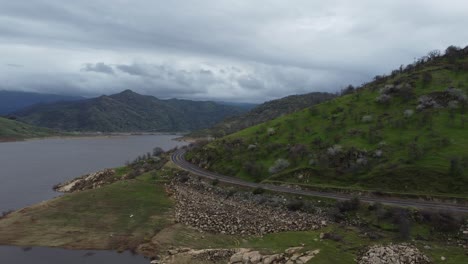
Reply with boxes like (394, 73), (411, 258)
(0, 90), (83, 115)
(187, 45), (468, 196)
(0, 117), (57, 141)
(12, 90), (247, 132)
(189, 92), (336, 138)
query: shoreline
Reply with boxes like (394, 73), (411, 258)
(0, 132), (188, 144)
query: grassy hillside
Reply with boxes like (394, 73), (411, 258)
(0, 117), (57, 141)
(187, 46), (468, 196)
(12, 90), (247, 132)
(189, 92), (335, 138)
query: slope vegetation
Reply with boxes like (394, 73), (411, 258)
(0, 117), (57, 141)
(13, 90), (246, 132)
(187, 46), (468, 196)
(189, 92), (335, 138)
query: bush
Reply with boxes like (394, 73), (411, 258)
(403, 109), (414, 118)
(211, 179), (220, 186)
(392, 209), (411, 239)
(326, 145), (342, 156)
(375, 94), (392, 104)
(152, 147), (164, 156)
(322, 232), (343, 242)
(336, 197), (360, 213)
(252, 187), (265, 195)
(268, 158), (290, 174)
(420, 210), (464, 232)
(362, 115), (373, 123)
(286, 200), (304, 211)
(1, 209), (13, 219)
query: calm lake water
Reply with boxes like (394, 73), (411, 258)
(0, 135), (185, 264)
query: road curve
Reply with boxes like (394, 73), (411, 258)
(171, 149), (468, 213)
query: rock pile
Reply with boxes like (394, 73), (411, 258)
(357, 244), (431, 264)
(152, 248), (236, 263)
(168, 178), (326, 236)
(54, 169), (117, 193)
(229, 247), (320, 264)
(151, 246), (320, 264)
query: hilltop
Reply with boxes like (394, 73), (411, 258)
(0, 117), (57, 141)
(12, 90), (247, 132)
(187, 45), (468, 196)
(189, 92), (335, 138)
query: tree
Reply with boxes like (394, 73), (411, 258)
(152, 147), (164, 156)
(341, 85), (355, 95)
(422, 72), (433, 87)
(427, 49), (441, 60)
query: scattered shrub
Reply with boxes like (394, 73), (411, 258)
(326, 145), (343, 156)
(322, 232), (343, 242)
(286, 200), (304, 211)
(417, 95), (441, 110)
(336, 197), (360, 213)
(268, 158), (290, 174)
(152, 147), (164, 156)
(267, 127), (276, 136)
(247, 144), (257, 150)
(362, 115), (373, 123)
(211, 179), (220, 186)
(375, 94), (392, 104)
(403, 109), (414, 118)
(420, 210), (464, 232)
(447, 87), (467, 102)
(252, 187), (265, 195)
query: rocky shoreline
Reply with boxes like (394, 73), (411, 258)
(53, 169), (118, 193)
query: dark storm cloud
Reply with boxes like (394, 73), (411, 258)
(1, 1), (468, 102)
(81, 62), (115, 75)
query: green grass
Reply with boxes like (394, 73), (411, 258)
(187, 56), (468, 196)
(0, 172), (173, 250)
(0, 117), (57, 141)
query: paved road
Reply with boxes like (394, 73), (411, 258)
(171, 149), (468, 213)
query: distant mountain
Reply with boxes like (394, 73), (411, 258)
(216, 101), (258, 111)
(0, 90), (84, 115)
(189, 92), (336, 138)
(0, 117), (57, 141)
(12, 90), (248, 132)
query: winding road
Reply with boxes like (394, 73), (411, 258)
(171, 149), (468, 213)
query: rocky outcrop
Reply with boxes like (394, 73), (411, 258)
(167, 177), (327, 236)
(53, 169), (117, 193)
(151, 246), (320, 264)
(357, 244), (431, 264)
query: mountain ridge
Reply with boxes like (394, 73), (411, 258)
(189, 92), (336, 138)
(12, 90), (248, 132)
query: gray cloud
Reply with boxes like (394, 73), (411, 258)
(116, 64), (148, 76)
(81, 62), (115, 75)
(0, 1), (467, 102)
(6, 64), (23, 68)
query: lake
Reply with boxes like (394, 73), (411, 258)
(0, 135), (185, 263)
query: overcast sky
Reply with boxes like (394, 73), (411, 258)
(1, 1), (467, 103)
